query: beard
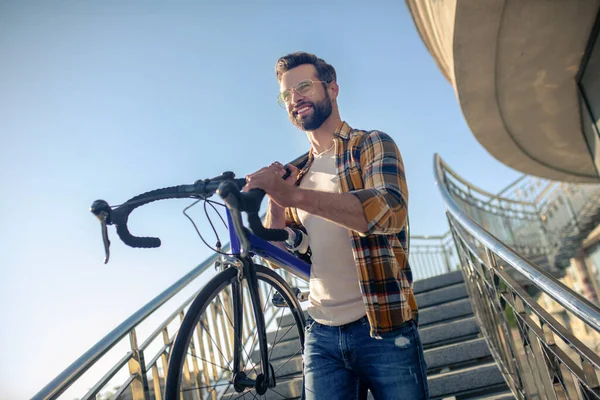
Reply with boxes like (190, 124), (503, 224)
(289, 93), (333, 131)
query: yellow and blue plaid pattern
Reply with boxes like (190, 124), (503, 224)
(286, 121), (417, 338)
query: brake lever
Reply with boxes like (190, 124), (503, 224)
(100, 218), (111, 264)
(90, 200), (112, 264)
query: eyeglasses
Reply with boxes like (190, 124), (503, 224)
(277, 79), (329, 108)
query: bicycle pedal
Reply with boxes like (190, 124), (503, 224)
(271, 287), (301, 308)
(297, 291), (309, 302)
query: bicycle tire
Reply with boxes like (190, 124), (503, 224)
(164, 264), (306, 399)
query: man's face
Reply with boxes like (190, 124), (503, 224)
(279, 64), (333, 131)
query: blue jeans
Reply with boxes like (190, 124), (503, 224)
(303, 315), (429, 400)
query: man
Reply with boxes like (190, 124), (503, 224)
(244, 52), (429, 399)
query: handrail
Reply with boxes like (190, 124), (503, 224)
(434, 153), (600, 333)
(34, 153), (600, 399)
(32, 246), (228, 400)
(495, 174), (527, 198)
(440, 157), (537, 206)
(409, 231), (459, 281)
(435, 153), (600, 399)
(34, 154), (314, 399)
(533, 181), (556, 204)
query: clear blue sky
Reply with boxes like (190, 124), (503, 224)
(0, 1), (522, 398)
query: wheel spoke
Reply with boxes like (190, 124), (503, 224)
(169, 267), (305, 399)
(267, 386), (288, 399)
(180, 380), (233, 392)
(268, 307), (286, 361)
(270, 317), (298, 360)
(228, 389), (253, 400)
(186, 347), (240, 396)
(273, 348), (302, 376)
(220, 381), (234, 399)
(247, 284), (275, 368)
(200, 319), (234, 374)
(185, 350), (231, 372)
(216, 290), (259, 378)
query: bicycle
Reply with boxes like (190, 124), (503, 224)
(90, 164), (312, 399)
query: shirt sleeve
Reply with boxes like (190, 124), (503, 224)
(349, 131), (409, 237)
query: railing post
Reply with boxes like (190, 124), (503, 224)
(533, 197), (554, 260)
(502, 215), (517, 248)
(560, 183), (581, 231)
(441, 237), (452, 272)
(197, 319), (217, 400)
(180, 311), (200, 400)
(150, 327), (170, 400)
(128, 329), (150, 400)
(435, 153), (600, 400)
(570, 249), (600, 304)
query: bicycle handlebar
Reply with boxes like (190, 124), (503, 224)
(90, 163), (300, 262)
(217, 183), (288, 242)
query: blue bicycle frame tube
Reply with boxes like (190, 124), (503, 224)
(226, 209), (242, 254)
(226, 209), (311, 282)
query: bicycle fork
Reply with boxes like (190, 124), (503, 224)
(230, 257), (274, 395)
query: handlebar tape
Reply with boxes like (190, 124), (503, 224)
(116, 221), (162, 248)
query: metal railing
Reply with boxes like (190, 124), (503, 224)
(34, 216), (450, 399)
(32, 246), (307, 400)
(441, 159), (600, 272)
(409, 232), (459, 281)
(436, 154), (600, 400)
(35, 154), (600, 399)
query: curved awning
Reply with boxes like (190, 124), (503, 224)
(407, 0), (600, 183)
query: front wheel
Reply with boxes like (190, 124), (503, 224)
(164, 264), (306, 400)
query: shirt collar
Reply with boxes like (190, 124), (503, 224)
(306, 120), (352, 157)
(333, 120), (352, 139)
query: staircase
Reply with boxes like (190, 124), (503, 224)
(238, 270), (514, 400)
(416, 271), (511, 399)
(553, 188), (600, 268)
(34, 156), (600, 399)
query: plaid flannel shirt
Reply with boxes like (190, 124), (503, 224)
(285, 121), (417, 338)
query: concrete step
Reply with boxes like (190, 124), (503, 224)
(221, 361), (509, 400)
(256, 337), (492, 376)
(275, 313), (481, 351)
(278, 311), (308, 328)
(251, 337), (303, 362)
(428, 362), (506, 399)
(268, 322), (301, 343)
(419, 298), (473, 327)
(270, 355), (303, 378)
(365, 389), (513, 400)
(425, 337), (491, 371)
(278, 297), (474, 329)
(469, 391), (515, 400)
(421, 316), (480, 348)
(416, 282), (468, 309)
(224, 360), (507, 400)
(414, 270), (464, 294)
(266, 323), (302, 344)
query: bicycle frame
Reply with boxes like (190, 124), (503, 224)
(224, 207), (310, 391)
(226, 209), (311, 281)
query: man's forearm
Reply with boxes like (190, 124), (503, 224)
(292, 188), (369, 233)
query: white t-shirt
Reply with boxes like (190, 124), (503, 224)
(297, 147), (366, 326)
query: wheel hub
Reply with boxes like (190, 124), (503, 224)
(231, 371), (270, 395)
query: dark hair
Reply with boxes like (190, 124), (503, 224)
(275, 52), (337, 84)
